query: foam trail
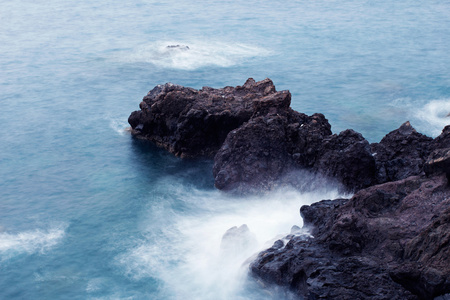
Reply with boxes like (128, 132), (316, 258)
(0, 225), (66, 261)
(118, 182), (343, 299)
(117, 40), (271, 70)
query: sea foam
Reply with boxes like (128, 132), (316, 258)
(415, 99), (450, 136)
(0, 225), (66, 261)
(390, 98), (450, 137)
(117, 179), (342, 299)
(118, 40), (271, 70)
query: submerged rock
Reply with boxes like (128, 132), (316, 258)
(220, 224), (258, 255)
(166, 44), (190, 50)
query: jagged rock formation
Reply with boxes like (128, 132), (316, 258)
(128, 78), (450, 299)
(370, 121), (433, 183)
(129, 78), (377, 192)
(251, 172), (450, 299)
(129, 78), (276, 157)
(250, 125), (450, 299)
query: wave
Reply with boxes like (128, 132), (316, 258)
(117, 40), (271, 70)
(390, 98), (450, 137)
(117, 182), (342, 299)
(0, 225), (66, 261)
(414, 99), (450, 136)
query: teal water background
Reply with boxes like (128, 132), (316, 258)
(1, 0), (449, 299)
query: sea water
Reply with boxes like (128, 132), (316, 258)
(0, 0), (449, 299)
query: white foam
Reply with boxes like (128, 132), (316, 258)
(415, 99), (450, 136)
(0, 225), (66, 260)
(117, 40), (271, 70)
(390, 98), (450, 137)
(118, 183), (343, 299)
(108, 117), (129, 136)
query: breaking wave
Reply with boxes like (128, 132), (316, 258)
(118, 40), (271, 70)
(390, 98), (450, 137)
(117, 181), (342, 299)
(414, 99), (450, 136)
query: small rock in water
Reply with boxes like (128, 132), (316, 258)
(220, 224), (257, 253)
(166, 44), (189, 50)
(290, 225), (301, 234)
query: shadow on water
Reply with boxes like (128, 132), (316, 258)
(129, 137), (215, 191)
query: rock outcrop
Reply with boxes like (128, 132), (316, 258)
(129, 78), (276, 157)
(129, 78), (379, 192)
(370, 121), (433, 184)
(250, 172), (450, 299)
(249, 125), (450, 299)
(128, 79), (448, 192)
(129, 79), (450, 299)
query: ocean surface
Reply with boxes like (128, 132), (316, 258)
(1, 0), (449, 299)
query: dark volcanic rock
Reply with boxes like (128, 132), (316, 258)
(213, 116), (377, 192)
(313, 129), (376, 191)
(371, 121), (433, 183)
(130, 78), (378, 192)
(212, 84), (376, 192)
(250, 174), (450, 299)
(425, 125), (450, 181)
(128, 78), (276, 157)
(212, 93), (334, 191)
(129, 79), (450, 299)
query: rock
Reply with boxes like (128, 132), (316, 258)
(128, 78), (277, 157)
(432, 125), (450, 149)
(213, 112), (376, 192)
(313, 129), (376, 191)
(392, 206), (450, 299)
(212, 84), (376, 192)
(166, 44), (190, 50)
(425, 126), (450, 182)
(130, 79), (449, 192)
(129, 79), (450, 298)
(371, 121), (433, 184)
(130, 78), (378, 191)
(424, 148), (450, 179)
(220, 224), (258, 255)
(250, 174), (450, 299)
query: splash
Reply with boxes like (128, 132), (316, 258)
(415, 99), (450, 136)
(108, 117), (129, 136)
(389, 98), (450, 137)
(118, 40), (271, 70)
(117, 180), (342, 299)
(0, 225), (66, 261)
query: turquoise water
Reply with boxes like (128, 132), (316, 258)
(1, 0), (449, 299)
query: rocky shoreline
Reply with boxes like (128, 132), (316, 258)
(128, 78), (449, 299)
